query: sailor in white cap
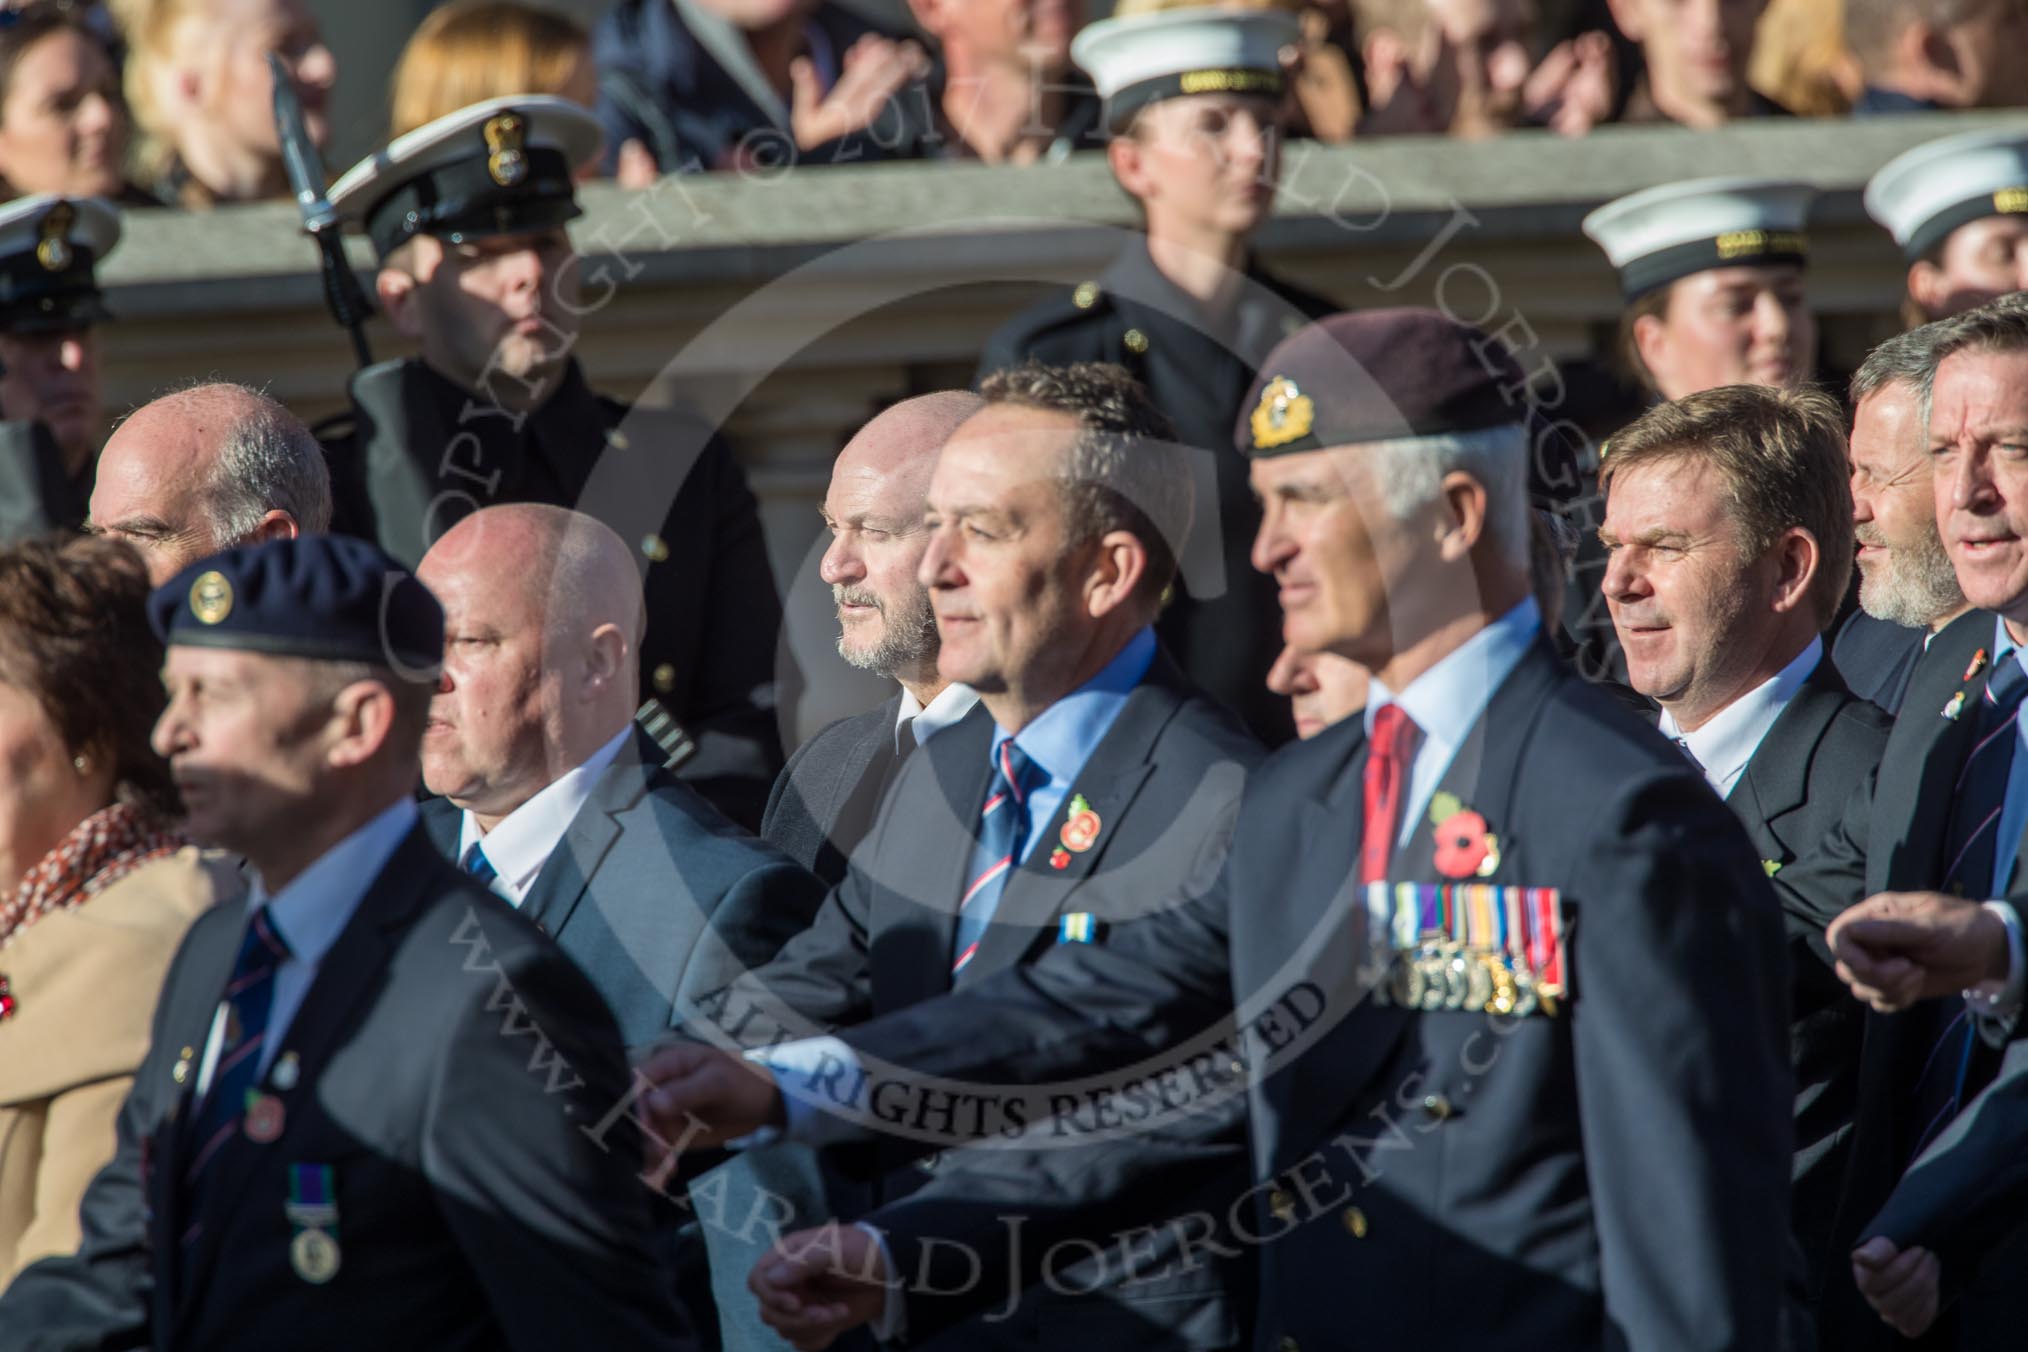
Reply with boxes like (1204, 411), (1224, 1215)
(0, 193), (119, 540)
(1867, 127), (2028, 325)
(978, 4), (1338, 748)
(316, 95), (788, 832)
(1584, 175), (1818, 402)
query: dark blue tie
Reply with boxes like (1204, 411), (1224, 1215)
(952, 740), (1043, 976)
(462, 841), (498, 887)
(183, 909), (292, 1196)
(1909, 652), (2028, 1162)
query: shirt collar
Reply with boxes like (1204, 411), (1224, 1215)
(458, 727), (632, 899)
(1364, 598), (1542, 751)
(251, 796), (418, 966)
(991, 627), (1158, 784)
(894, 683), (981, 754)
(1658, 636), (1822, 791)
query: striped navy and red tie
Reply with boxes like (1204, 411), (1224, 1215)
(1909, 654), (2028, 1162)
(180, 908), (292, 1240)
(952, 740), (1043, 976)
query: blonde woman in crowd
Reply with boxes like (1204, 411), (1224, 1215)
(114, 0), (335, 207)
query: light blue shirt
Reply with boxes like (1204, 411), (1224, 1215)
(1362, 597), (1542, 849)
(991, 626), (1157, 863)
(194, 798), (417, 1095)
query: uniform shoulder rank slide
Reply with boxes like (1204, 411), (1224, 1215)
(1363, 882), (1567, 1016)
(1059, 912), (1103, 944)
(286, 1163), (342, 1284)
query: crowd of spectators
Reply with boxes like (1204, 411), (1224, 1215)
(0, 0), (2011, 210)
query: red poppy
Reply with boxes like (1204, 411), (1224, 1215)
(1433, 810), (1492, 879)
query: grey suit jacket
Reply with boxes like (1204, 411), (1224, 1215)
(421, 727), (827, 1050)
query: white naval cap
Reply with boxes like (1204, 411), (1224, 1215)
(1582, 177), (1816, 300)
(328, 95), (601, 261)
(0, 194), (119, 333)
(1073, 6), (1299, 131)
(1866, 127), (2028, 262)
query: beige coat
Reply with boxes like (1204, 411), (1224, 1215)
(0, 848), (233, 1289)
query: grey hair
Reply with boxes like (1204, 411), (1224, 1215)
(204, 389), (333, 545)
(1362, 422), (1532, 567)
(1923, 292), (2028, 381)
(1849, 318), (1960, 420)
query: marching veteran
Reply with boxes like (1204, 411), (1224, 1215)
(0, 535), (694, 1350)
(644, 309), (1794, 1352)
(0, 535), (227, 1290)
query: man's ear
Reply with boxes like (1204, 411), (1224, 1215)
(1769, 526), (1820, 616)
(246, 510), (298, 546)
(1435, 470), (1491, 561)
(325, 680), (397, 769)
(377, 266), (424, 342)
(1084, 529), (1150, 620)
(582, 622), (628, 699)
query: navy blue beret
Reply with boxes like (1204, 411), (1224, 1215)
(148, 535), (443, 674)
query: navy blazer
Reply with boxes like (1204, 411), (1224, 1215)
(421, 727), (826, 1052)
(1721, 657), (1891, 1306)
(823, 638), (1793, 1352)
(0, 826), (692, 1352)
(761, 694), (905, 891)
(1831, 609), (1929, 716)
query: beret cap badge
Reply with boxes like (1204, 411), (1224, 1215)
(484, 112), (528, 188)
(1250, 377), (1314, 451)
(35, 203), (72, 272)
(189, 571), (233, 625)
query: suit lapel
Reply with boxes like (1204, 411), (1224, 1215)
(174, 829), (438, 1328)
(1728, 659), (1845, 858)
(1875, 614), (1995, 890)
(148, 920), (241, 1321)
(520, 730), (658, 938)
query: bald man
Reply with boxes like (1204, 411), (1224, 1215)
(86, 383), (332, 583)
(415, 503), (825, 1047)
(762, 392), (985, 887)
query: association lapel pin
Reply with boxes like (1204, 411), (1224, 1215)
(272, 1051), (300, 1091)
(1967, 648), (1989, 682)
(1944, 690), (1968, 721)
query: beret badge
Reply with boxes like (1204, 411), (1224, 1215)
(35, 203), (72, 273)
(1250, 377), (1313, 451)
(189, 571), (233, 625)
(484, 113), (528, 188)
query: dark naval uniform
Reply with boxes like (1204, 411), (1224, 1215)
(324, 357), (786, 831)
(0, 194), (122, 541)
(315, 93), (786, 830)
(979, 241), (1337, 744)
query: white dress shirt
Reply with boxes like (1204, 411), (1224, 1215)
(1658, 637), (1822, 800)
(195, 797), (418, 1096)
(894, 682), (980, 754)
(1364, 596), (1543, 848)
(456, 727), (631, 906)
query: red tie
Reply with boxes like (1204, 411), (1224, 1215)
(1361, 703), (1421, 885)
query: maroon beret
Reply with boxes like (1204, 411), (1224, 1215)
(1236, 308), (1534, 457)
